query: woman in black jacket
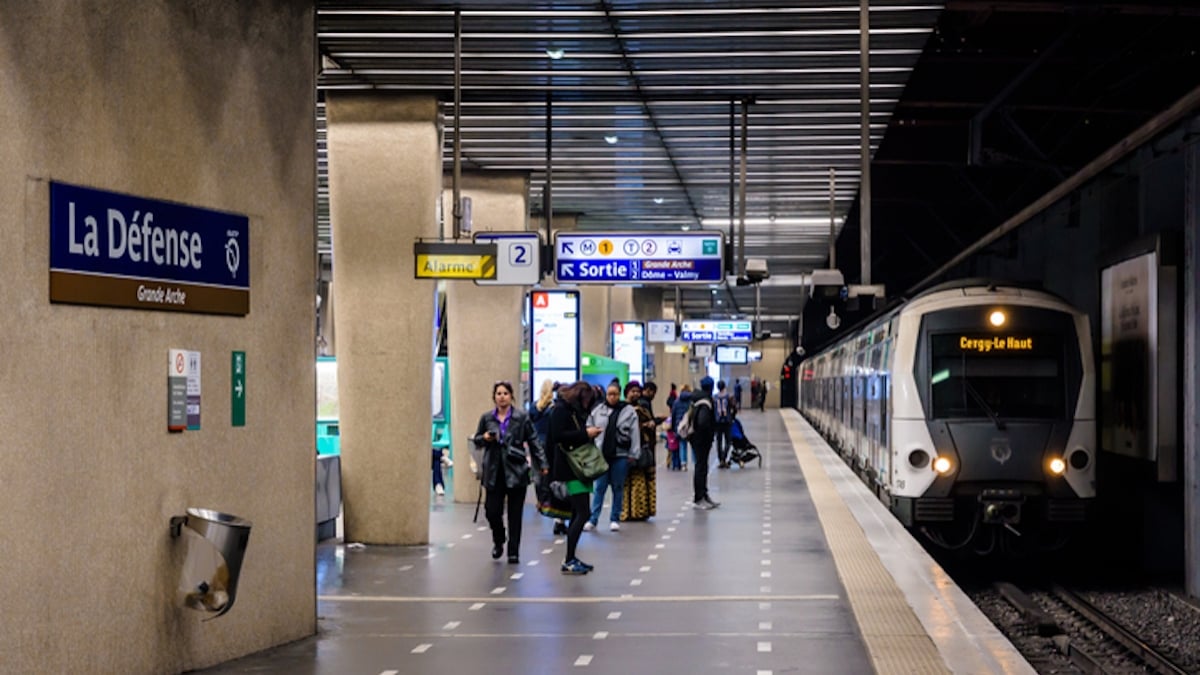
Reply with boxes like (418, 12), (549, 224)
(472, 381), (547, 564)
(547, 380), (601, 574)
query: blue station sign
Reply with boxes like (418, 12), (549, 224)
(554, 232), (724, 284)
(49, 182), (249, 315)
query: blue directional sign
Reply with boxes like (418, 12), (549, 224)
(680, 320), (753, 342)
(554, 232), (724, 284)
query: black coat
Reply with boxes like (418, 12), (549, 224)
(547, 401), (592, 484)
(472, 406), (547, 490)
(688, 391), (717, 449)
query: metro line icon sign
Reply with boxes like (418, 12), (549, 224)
(554, 232), (724, 285)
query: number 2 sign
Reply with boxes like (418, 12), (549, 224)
(473, 232), (541, 286)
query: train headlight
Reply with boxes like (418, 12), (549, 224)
(908, 449), (930, 469)
(1048, 457), (1067, 475)
(989, 310), (1007, 327)
(933, 456), (953, 474)
(1069, 448), (1090, 470)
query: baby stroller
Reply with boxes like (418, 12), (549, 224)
(728, 418), (761, 468)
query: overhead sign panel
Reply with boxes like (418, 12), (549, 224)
(50, 182), (250, 315)
(554, 232), (724, 284)
(473, 232), (541, 286)
(647, 320), (677, 343)
(680, 319), (753, 343)
(414, 242), (497, 279)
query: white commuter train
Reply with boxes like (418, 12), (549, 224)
(798, 280), (1096, 554)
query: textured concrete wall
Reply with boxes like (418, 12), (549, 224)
(327, 95), (440, 545)
(442, 173), (529, 502)
(0, 2), (316, 672)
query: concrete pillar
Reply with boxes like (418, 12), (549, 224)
(327, 95), (440, 544)
(751, 339), (789, 409)
(442, 172), (530, 503)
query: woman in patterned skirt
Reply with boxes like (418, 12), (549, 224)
(622, 381), (657, 522)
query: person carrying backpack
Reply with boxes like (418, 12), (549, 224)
(713, 380), (735, 469)
(687, 377), (718, 509)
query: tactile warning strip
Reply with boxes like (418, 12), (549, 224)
(783, 413), (950, 675)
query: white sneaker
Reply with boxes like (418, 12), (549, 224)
(434, 485), (445, 496)
(609, 522), (620, 532)
(583, 522), (595, 532)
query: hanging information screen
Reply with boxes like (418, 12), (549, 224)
(611, 321), (645, 385)
(529, 290), (580, 405)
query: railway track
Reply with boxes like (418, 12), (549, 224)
(994, 582), (1191, 674)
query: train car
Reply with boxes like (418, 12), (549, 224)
(799, 280), (1096, 554)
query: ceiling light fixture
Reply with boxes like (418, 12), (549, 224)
(545, 48), (565, 60)
(604, 135), (619, 145)
(653, 197), (665, 204)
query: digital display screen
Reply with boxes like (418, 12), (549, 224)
(958, 335), (1035, 353)
(530, 290), (580, 405)
(611, 321), (645, 384)
(715, 345), (749, 364)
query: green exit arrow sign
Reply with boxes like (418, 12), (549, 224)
(231, 351), (246, 427)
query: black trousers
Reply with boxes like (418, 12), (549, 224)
(565, 492), (591, 562)
(715, 423), (731, 463)
(693, 442), (712, 502)
(485, 484), (526, 557)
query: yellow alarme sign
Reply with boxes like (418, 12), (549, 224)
(959, 335), (1033, 353)
(413, 242), (497, 279)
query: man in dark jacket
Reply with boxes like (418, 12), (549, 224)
(690, 376), (719, 509)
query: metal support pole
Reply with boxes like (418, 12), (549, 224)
(859, 0), (871, 286)
(1185, 138), (1200, 599)
(829, 168), (837, 269)
(544, 91), (553, 251)
(754, 283), (762, 335)
(452, 9), (463, 240)
(729, 100), (735, 257)
(738, 99), (749, 278)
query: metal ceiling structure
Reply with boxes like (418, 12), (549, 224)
(316, 1), (944, 332)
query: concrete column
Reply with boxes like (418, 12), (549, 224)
(751, 339), (789, 409)
(327, 95), (440, 544)
(580, 287), (611, 357)
(442, 172), (530, 503)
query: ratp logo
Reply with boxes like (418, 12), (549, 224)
(225, 233), (241, 277)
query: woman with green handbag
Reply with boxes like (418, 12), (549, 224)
(547, 381), (602, 575)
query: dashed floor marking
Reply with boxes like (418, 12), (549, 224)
(630, 579), (643, 586)
(555, 539), (565, 545)
(655, 544), (665, 549)
(764, 515), (771, 521)
(671, 519), (680, 524)
(477, 526), (488, 531)
(510, 573), (524, 580)
(648, 554), (659, 560)
(763, 538), (772, 545)
(761, 571), (772, 578)
(574, 655), (593, 667)
(761, 560), (771, 566)
(607, 612), (622, 620)
(759, 621), (773, 630)
(490, 587), (506, 595)
(469, 603), (485, 610)
(757, 642), (772, 653)
(759, 602), (771, 610)
(412, 643), (432, 654)
(542, 549), (553, 555)
(399, 565), (413, 571)
(461, 534), (472, 539)
(668, 527), (677, 532)
(593, 631), (608, 640)
(425, 553), (436, 559)
(443, 621), (460, 630)
(527, 560), (539, 567)
(381, 670), (399, 675)
(639, 566), (651, 572)
(761, 548), (771, 554)
(758, 670), (774, 675)
(446, 543), (456, 548)
(661, 535), (671, 540)
(760, 585), (772, 593)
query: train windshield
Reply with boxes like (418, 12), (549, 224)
(929, 333), (1066, 420)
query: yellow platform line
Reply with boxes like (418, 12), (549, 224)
(783, 411), (950, 675)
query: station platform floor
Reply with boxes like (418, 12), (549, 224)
(202, 410), (1032, 675)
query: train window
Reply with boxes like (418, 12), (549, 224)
(929, 333), (1066, 420)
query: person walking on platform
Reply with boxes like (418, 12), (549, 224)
(548, 381), (602, 574)
(623, 381), (657, 522)
(586, 382), (641, 532)
(669, 384), (693, 471)
(472, 381), (547, 565)
(690, 376), (719, 509)
(713, 380), (735, 469)
(665, 382), (678, 410)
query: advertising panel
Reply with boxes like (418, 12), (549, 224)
(611, 321), (645, 385)
(530, 290), (580, 405)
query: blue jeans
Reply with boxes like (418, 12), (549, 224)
(677, 440), (689, 468)
(590, 457), (629, 524)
